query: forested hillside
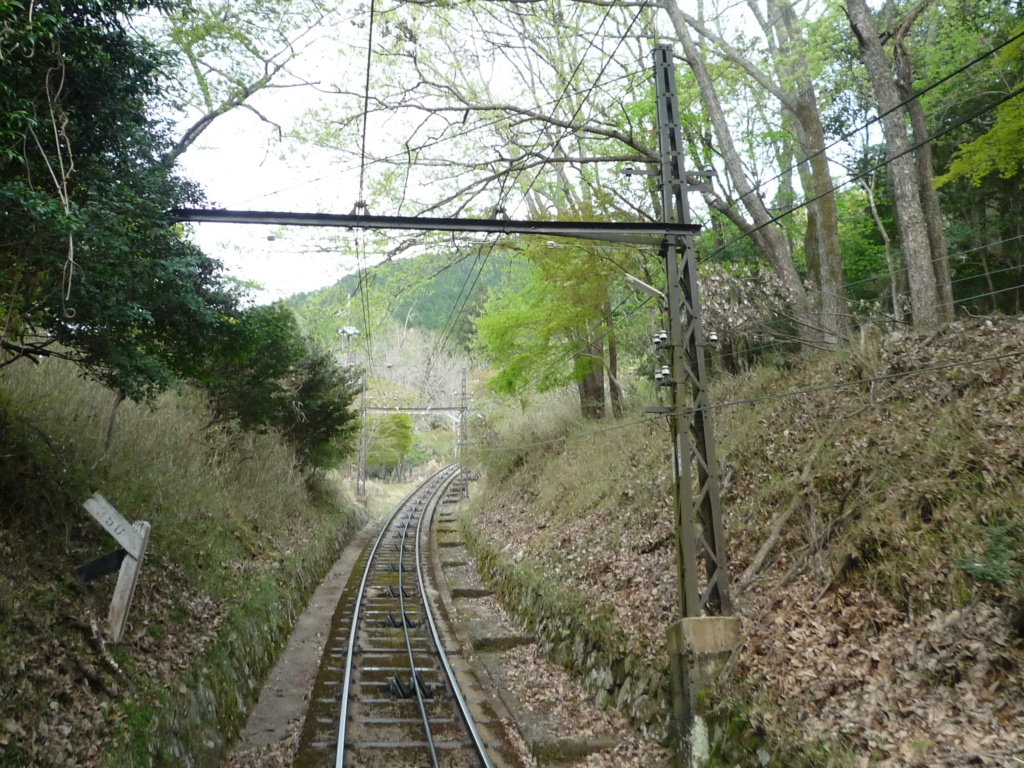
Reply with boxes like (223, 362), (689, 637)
(285, 249), (523, 351)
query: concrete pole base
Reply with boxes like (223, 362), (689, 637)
(666, 616), (741, 768)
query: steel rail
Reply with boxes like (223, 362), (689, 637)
(415, 469), (496, 768)
(398, 487), (440, 767)
(333, 467), (456, 768)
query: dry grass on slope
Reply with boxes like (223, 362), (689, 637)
(472, 317), (1024, 767)
(0, 358), (357, 767)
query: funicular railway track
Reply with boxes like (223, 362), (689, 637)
(296, 466), (517, 768)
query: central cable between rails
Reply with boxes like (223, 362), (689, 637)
(399, 483), (439, 768)
(334, 472), (441, 768)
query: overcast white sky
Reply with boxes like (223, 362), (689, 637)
(176, 102), (370, 303)
(166, 4), (382, 306)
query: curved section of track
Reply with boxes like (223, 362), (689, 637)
(296, 467), (507, 768)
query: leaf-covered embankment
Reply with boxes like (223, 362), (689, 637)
(0, 359), (364, 767)
(469, 317), (1024, 767)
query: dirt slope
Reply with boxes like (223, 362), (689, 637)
(472, 317), (1024, 767)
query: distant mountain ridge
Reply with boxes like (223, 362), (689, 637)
(284, 249), (525, 349)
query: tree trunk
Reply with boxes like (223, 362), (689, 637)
(575, 330), (605, 420)
(604, 300), (624, 418)
(893, 39), (954, 322)
(794, 96), (852, 345)
(663, 1), (815, 346)
(774, 0), (851, 346)
(721, 337), (738, 375)
(860, 176), (904, 325)
(846, 0), (941, 330)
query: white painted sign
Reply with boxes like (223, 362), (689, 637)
(82, 494), (151, 643)
(84, 493), (143, 558)
(107, 520), (151, 644)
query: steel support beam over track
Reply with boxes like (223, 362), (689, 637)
(170, 208), (699, 246)
(363, 406), (468, 412)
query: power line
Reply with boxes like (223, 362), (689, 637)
(705, 83), (1024, 261)
(715, 27), (1024, 217)
(352, 0), (379, 382)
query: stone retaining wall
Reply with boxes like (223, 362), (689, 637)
(461, 516), (674, 743)
(156, 509), (366, 768)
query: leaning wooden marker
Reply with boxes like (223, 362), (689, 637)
(80, 493), (151, 643)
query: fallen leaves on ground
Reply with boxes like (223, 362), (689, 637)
(476, 317), (1024, 766)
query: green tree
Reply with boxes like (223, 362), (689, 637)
(282, 347), (361, 472)
(473, 243), (629, 418)
(0, 0), (238, 399)
(152, 0), (335, 161)
(200, 303), (307, 431)
(935, 24), (1024, 188)
(200, 303), (360, 471)
(366, 413), (414, 477)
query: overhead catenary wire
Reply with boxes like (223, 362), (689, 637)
(240, 18), (1023, 229)
(357, 0), (377, 206)
(421, 241), (492, 382)
(355, 0), (378, 377)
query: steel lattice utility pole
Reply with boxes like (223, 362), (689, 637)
(651, 45), (740, 768)
(653, 44), (732, 620)
(357, 372), (367, 503)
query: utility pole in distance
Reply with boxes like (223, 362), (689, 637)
(457, 368), (469, 498)
(649, 44), (740, 768)
(357, 371), (367, 503)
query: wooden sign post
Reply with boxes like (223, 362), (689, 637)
(82, 493), (151, 643)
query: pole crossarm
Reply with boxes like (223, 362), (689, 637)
(170, 208), (699, 246)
